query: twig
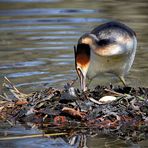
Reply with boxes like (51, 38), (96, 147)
(88, 97), (102, 105)
(104, 88), (124, 96)
(69, 77), (78, 87)
(0, 132), (68, 141)
(0, 95), (9, 101)
(0, 115), (14, 126)
(4, 76), (20, 93)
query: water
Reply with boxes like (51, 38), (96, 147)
(0, 0), (148, 147)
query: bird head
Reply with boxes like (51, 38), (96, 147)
(74, 43), (90, 91)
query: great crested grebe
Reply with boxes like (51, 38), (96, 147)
(74, 21), (137, 91)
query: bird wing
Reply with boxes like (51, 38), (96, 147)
(92, 38), (128, 57)
(91, 22), (135, 57)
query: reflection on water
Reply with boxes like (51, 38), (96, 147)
(0, 125), (148, 148)
(0, 0), (148, 147)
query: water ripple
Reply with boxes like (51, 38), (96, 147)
(28, 35), (78, 40)
(7, 71), (48, 78)
(0, 18), (105, 25)
(0, 25), (80, 31)
(0, 8), (96, 16)
(0, 0), (61, 2)
(17, 31), (82, 35)
(0, 61), (46, 69)
(21, 46), (70, 51)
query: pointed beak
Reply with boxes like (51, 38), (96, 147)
(77, 68), (87, 91)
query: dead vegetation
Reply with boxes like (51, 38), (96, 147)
(0, 77), (148, 143)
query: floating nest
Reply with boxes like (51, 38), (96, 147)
(0, 77), (148, 145)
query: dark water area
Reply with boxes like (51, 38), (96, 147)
(0, 0), (148, 147)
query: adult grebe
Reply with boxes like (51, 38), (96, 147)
(74, 21), (137, 91)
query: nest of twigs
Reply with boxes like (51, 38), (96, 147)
(0, 77), (148, 143)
